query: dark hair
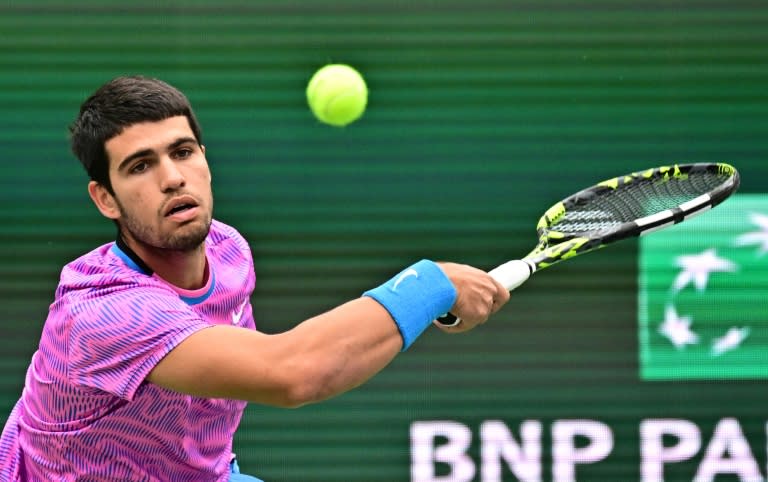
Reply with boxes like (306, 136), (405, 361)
(69, 76), (203, 193)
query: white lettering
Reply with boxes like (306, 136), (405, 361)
(411, 421), (475, 482)
(552, 419), (613, 482)
(640, 419), (701, 482)
(409, 418), (767, 482)
(480, 420), (542, 482)
(694, 418), (762, 482)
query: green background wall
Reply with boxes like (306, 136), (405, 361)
(1, 1), (767, 480)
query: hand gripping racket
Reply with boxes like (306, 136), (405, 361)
(438, 162), (740, 326)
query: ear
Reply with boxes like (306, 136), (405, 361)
(201, 144), (206, 155)
(88, 181), (120, 220)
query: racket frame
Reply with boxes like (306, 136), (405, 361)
(523, 162), (739, 271)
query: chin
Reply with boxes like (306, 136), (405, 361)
(163, 218), (212, 251)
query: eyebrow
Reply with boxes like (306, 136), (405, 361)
(117, 136), (199, 172)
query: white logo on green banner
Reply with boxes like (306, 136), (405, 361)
(639, 194), (768, 380)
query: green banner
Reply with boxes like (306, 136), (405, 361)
(639, 194), (768, 380)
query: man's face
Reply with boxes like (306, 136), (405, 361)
(102, 115), (213, 252)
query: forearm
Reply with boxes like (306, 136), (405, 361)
(272, 297), (404, 404)
(148, 297), (404, 407)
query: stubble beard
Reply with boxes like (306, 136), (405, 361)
(116, 200), (212, 253)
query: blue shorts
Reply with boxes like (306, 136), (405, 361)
(230, 459), (264, 482)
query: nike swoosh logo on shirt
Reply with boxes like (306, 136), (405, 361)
(232, 299), (248, 325)
(392, 268), (419, 291)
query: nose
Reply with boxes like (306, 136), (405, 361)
(159, 157), (186, 192)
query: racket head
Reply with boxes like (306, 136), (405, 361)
(526, 163), (740, 269)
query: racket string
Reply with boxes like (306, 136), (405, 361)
(547, 169), (729, 236)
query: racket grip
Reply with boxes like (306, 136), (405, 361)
(488, 259), (533, 291)
(436, 260), (533, 326)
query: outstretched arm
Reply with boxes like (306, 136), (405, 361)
(147, 261), (509, 407)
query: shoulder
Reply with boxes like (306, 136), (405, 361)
(208, 219), (248, 245)
(206, 219), (256, 297)
(60, 243), (142, 289)
(49, 246), (194, 346)
(207, 219), (253, 262)
(56, 243), (179, 305)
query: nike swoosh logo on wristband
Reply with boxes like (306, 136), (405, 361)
(392, 268), (419, 291)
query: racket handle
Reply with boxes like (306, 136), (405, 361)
(436, 260), (533, 326)
(488, 259), (533, 291)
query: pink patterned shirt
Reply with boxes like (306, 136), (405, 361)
(0, 220), (256, 481)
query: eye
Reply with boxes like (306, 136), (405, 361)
(174, 147), (195, 160)
(130, 160), (149, 174)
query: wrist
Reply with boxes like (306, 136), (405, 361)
(363, 259), (457, 351)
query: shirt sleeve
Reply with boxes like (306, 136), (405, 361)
(66, 283), (212, 401)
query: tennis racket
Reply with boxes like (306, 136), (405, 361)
(438, 162), (740, 326)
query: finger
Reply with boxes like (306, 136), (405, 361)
(492, 279), (511, 303)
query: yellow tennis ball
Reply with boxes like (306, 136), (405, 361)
(306, 64), (368, 127)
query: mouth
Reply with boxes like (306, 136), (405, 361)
(163, 195), (200, 218)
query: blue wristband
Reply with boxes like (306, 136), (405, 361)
(363, 259), (457, 351)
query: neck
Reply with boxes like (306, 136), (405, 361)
(118, 234), (208, 290)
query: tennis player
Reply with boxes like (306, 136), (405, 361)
(0, 76), (509, 481)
